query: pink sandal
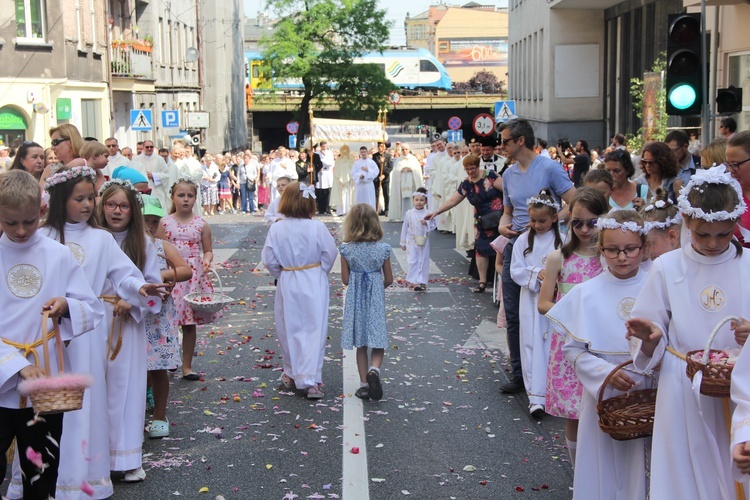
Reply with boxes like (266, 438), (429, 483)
(306, 385), (324, 400)
(280, 373), (295, 389)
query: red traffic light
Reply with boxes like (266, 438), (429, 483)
(669, 15), (700, 45)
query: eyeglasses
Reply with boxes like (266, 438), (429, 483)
(726, 158), (750, 171)
(570, 218), (598, 229)
(145, 145), (154, 149)
(106, 143), (118, 148)
(51, 138), (69, 147)
(501, 136), (519, 146)
(103, 201), (132, 212)
(640, 159), (655, 165)
(601, 246), (643, 259)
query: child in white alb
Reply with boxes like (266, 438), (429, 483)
(400, 188), (435, 291)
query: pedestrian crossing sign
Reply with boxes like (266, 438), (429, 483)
(130, 109), (153, 131)
(494, 101), (515, 123)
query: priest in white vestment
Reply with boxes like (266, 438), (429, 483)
(130, 140), (175, 212)
(331, 145), (353, 216)
(388, 144), (424, 222)
(351, 146), (379, 209)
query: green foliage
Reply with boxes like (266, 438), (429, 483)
(628, 54), (667, 152)
(260, 0), (395, 137)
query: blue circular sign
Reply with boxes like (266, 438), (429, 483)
(448, 116), (462, 131)
(286, 121), (300, 134)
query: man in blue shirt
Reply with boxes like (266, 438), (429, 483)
(497, 119), (576, 397)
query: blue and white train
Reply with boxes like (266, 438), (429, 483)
(245, 48), (452, 92)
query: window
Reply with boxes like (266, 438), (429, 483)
(15, 0), (46, 40)
(80, 99), (102, 140)
(89, 0), (96, 47)
(728, 53), (750, 132)
(157, 18), (164, 64)
(420, 60), (438, 73)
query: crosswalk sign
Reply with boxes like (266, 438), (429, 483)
(494, 101), (516, 123)
(131, 109), (153, 131)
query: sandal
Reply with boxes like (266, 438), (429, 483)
(280, 373), (295, 389)
(366, 369), (383, 401)
(473, 282), (487, 293)
(306, 385), (324, 400)
(355, 387), (370, 400)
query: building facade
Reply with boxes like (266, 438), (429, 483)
(0, 0), (109, 148)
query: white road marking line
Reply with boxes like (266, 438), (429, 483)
(386, 287), (449, 293)
(453, 248), (471, 261)
(255, 286), (276, 292)
(342, 349), (369, 499)
(462, 320), (508, 353)
(213, 248), (239, 264)
(391, 248), (443, 275)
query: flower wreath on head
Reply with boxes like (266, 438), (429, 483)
(526, 196), (561, 212)
(677, 164), (747, 222)
(596, 216), (646, 235)
(44, 166), (97, 192)
(169, 177), (199, 196)
(98, 178), (144, 207)
(412, 191), (428, 200)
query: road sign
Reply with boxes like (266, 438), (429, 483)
(447, 130), (463, 143)
(288, 134), (297, 149)
(130, 109), (153, 131)
(472, 113), (495, 137)
(286, 121), (299, 134)
(494, 101), (516, 123)
(186, 111), (210, 129)
(389, 91), (401, 105)
(162, 110), (180, 128)
(448, 116), (462, 131)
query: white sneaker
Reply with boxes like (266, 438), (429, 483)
(122, 467), (146, 482)
(529, 404), (544, 416)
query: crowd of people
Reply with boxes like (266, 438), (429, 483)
(3, 114), (750, 499)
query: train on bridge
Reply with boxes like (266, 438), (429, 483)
(244, 48), (452, 94)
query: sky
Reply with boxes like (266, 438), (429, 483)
(243, 0), (508, 46)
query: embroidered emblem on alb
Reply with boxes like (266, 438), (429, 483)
(66, 242), (85, 265)
(616, 297), (636, 321)
(540, 255), (548, 267)
(7, 264), (43, 298)
(699, 285), (726, 312)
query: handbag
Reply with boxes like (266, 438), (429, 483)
(247, 180), (256, 192)
(478, 210), (502, 230)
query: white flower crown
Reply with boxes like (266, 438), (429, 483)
(412, 191), (428, 199)
(169, 177), (199, 195)
(98, 178), (144, 207)
(44, 166), (97, 192)
(597, 217), (646, 234)
(677, 164), (747, 222)
(643, 214), (682, 232)
(643, 199), (672, 212)
(526, 196), (560, 211)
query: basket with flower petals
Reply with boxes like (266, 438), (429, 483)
(596, 360), (657, 441)
(685, 316), (742, 398)
(184, 268), (233, 314)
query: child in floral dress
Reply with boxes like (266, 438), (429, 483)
(162, 179), (224, 380)
(538, 187), (608, 466)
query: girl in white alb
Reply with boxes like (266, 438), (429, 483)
(510, 190), (562, 414)
(98, 179), (165, 483)
(627, 165), (750, 500)
(400, 188), (436, 291)
(7, 168), (164, 500)
(551, 210), (652, 499)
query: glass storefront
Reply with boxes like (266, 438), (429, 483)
(0, 107), (27, 149)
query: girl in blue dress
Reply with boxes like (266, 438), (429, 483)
(340, 203), (394, 400)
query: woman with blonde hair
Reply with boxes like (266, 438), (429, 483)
(41, 123), (85, 181)
(700, 138), (728, 168)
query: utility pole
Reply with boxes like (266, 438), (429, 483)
(196, 0), (205, 146)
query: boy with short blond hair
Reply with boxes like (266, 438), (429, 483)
(0, 170), (103, 498)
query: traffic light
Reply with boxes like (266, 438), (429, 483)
(716, 86), (743, 114)
(666, 13), (702, 116)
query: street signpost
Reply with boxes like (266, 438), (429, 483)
(494, 101), (516, 123)
(186, 111), (210, 129)
(447, 130), (463, 143)
(286, 121), (300, 135)
(472, 113), (495, 137)
(162, 110), (180, 128)
(448, 116), (462, 131)
(388, 91), (401, 105)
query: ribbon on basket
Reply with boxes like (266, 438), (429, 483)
(2, 319), (56, 408)
(100, 295), (124, 361)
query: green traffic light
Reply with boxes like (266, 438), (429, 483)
(669, 84), (698, 110)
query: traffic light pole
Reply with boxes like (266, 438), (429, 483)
(701, 0), (709, 143)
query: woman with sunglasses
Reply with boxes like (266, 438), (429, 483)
(726, 130), (750, 247)
(41, 124), (85, 183)
(635, 141), (682, 203)
(604, 149), (648, 211)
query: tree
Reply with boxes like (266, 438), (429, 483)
(260, 0), (395, 143)
(452, 70), (505, 93)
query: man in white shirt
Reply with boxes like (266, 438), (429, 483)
(173, 141), (203, 216)
(313, 141), (334, 215)
(479, 138), (506, 174)
(270, 147), (298, 203)
(104, 137), (130, 178)
(350, 146), (379, 209)
(131, 140), (174, 212)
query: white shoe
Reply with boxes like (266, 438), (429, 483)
(122, 467), (146, 482)
(529, 404), (544, 416)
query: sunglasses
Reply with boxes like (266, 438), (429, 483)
(570, 218), (598, 229)
(501, 136), (519, 146)
(640, 159), (655, 165)
(51, 138), (69, 147)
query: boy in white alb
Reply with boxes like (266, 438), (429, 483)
(264, 176), (291, 223)
(351, 146), (379, 209)
(0, 170), (104, 499)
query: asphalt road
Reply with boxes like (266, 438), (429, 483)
(68, 213), (574, 499)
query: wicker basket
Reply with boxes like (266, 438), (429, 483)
(184, 267), (233, 314)
(685, 315), (741, 398)
(19, 311), (91, 415)
(596, 360), (657, 441)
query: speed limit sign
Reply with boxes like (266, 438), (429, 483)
(388, 91), (401, 105)
(472, 113), (495, 137)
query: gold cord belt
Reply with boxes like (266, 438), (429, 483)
(3, 328), (56, 408)
(100, 295), (124, 361)
(666, 345), (686, 361)
(281, 262), (321, 271)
